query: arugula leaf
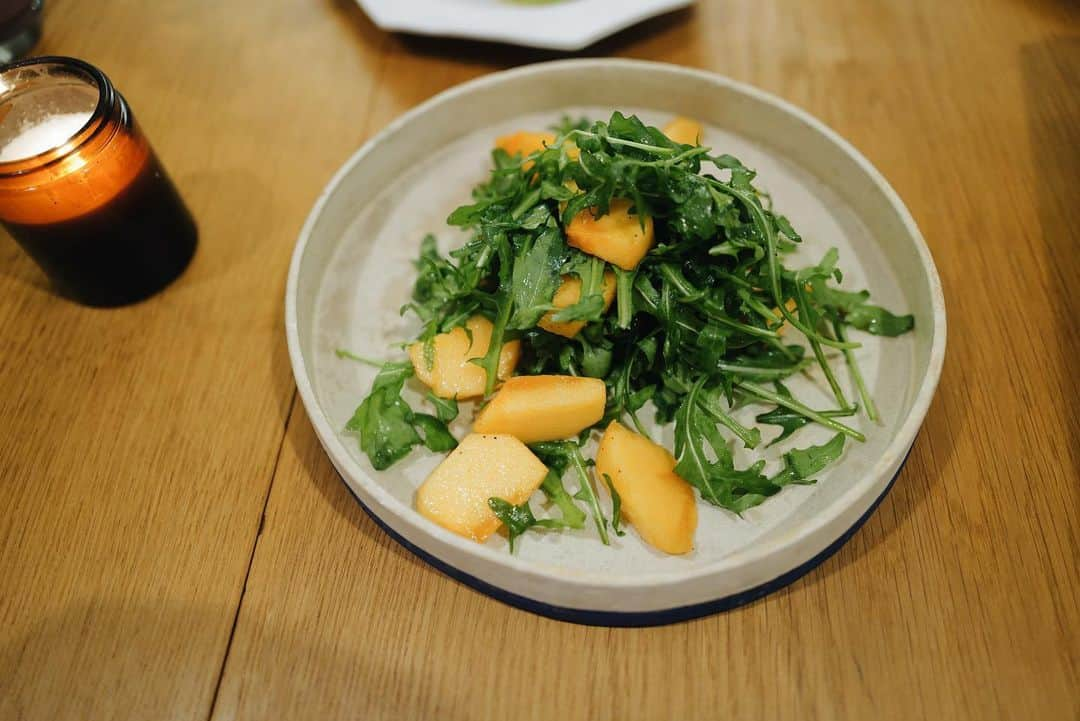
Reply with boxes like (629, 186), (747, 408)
(549, 115), (590, 135)
(696, 384), (762, 449)
(774, 214), (801, 243)
(412, 414), (458, 453)
(426, 392), (459, 424)
(509, 224), (567, 329)
(487, 499), (545, 553)
(845, 305), (915, 336)
(755, 404), (810, 445)
(673, 379), (780, 512)
(345, 362), (456, 470)
(808, 281), (914, 336)
(604, 111), (681, 155)
(772, 432), (847, 486)
(785, 432), (846, 478)
(795, 247), (841, 284)
(738, 381), (865, 442)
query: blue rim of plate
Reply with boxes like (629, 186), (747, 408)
(338, 448), (911, 627)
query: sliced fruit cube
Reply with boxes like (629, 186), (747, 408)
(566, 198), (655, 271)
(416, 433), (548, 542)
(473, 375), (606, 443)
(408, 315), (519, 399)
(595, 421), (697, 554)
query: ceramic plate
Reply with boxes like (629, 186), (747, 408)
(286, 59), (946, 626)
(355, 0), (694, 51)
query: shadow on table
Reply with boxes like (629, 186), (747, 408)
(1020, 35), (1080, 480)
(0, 600), (231, 719)
(1017, 0), (1080, 24)
(295, 411), (425, 570)
(395, 8), (696, 66)
(770, 388), (961, 603)
(0, 597), (466, 721)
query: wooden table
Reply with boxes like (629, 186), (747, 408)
(1, 1), (1077, 719)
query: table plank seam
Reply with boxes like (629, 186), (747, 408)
(205, 34), (394, 717)
(204, 387), (299, 721)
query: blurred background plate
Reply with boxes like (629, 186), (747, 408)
(355, 0), (694, 51)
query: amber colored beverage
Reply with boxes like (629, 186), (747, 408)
(0, 57), (196, 306)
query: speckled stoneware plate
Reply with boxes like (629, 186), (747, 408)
(286, 59), (946, 626)
(355, 0), (694, 51)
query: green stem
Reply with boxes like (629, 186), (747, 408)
(761, 334), (799, 361)
(716, 360), (812, 378)
(334, 349), (385, 368)
(715, 270), (755, 290)
(569, 129), (676, 156)
(582, 257), (605, 297)
(834, 322), (879, 422)
(438, 308), (474, 334)
(478, 297), (512, 397)
(680, 379), (723, 506)
(657, 264), (695, 295)
(627, 410), (652, 440)
(510, 188), (542, 219)
(475, 244), (493, 272)
(795, 283), (851, 410)
(737, 381), (865, 442)
(614, 267), (636, 329)
(617, 146), (711, 169)
(568, 444), (610, 545)
(660, 146), (710, 165)
(700, 301), (782, 340)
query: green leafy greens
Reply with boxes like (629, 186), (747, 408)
(487, 443), (590, 552)
(344, 112), (914, 547)
(344, 361), (457, 470)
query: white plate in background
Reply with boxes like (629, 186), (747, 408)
(286, 59), (946, 625)
(355, 0), (694, 51)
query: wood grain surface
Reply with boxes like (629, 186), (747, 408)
(1, 1), (1077, 719)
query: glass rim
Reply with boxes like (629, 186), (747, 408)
(0, 55), (115, 177)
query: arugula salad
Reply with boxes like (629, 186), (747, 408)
(342, 112), (913, 555)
